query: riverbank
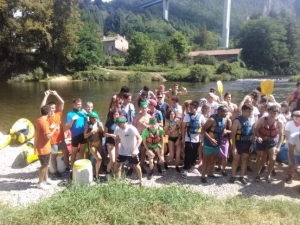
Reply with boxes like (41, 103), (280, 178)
(1, 143), (300, 208)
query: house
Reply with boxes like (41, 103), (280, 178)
(102, 34), (129, 57)
(188, 48), (242, 62)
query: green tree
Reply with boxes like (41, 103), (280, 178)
(169, 32), (189, 60)
(71, 27), (103, 71)
(156, 42), (176, 65)
(127, 33), (155, 65)
(237, 17), (289, 74)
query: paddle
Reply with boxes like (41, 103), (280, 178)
(217, 80), (223, 100)
(260, 80), (274, 98)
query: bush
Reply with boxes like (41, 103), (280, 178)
(72, 70), (108, 81)
(193, 55), (218, 65)
(7, 67), (44, 83)
(127, 72), (151, 82)
(187, 65), (213, 82)
(289, 74), (300, 82)
(216, 61), (232, 74)
(164, 68), (190, 81)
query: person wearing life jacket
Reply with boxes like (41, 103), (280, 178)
(84, 112), (103, 183)
(229, 104), (255, 185)
(181, 101), (206, 179)
(142, 117), (165, 180)
(201, 106), (229, 183)
(41, 90), (70, 178)
(255, 105), (284, 183)
(286, 81), (300, 110)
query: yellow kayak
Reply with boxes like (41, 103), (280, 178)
(0, 133), (11, 150)
(10, 118), (35, 144)
(21, 141), (38, 165)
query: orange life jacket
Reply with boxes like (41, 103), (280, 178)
(146, 128), (161, 145)
(258, 117), (278, 140)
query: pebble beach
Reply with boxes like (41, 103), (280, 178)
(1, 143), (300, 207)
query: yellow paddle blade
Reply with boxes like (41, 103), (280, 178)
(217, 80), (223, 95)
(260, 80), (274, 97)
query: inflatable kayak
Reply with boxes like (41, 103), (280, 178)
(0, 133), (11, 150)
(10, 118), (34, 144)
(21, 141), (38, 165)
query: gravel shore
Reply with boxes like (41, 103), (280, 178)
(0, 144), (299, 207)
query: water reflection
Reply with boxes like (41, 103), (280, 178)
(0, 79), (294, 133)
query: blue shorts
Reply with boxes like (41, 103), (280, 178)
(203, 145), (219, 154)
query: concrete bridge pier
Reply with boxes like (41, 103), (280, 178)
(163, 0), (169, 21)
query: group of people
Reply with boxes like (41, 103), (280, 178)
(33, 82), (300, 191)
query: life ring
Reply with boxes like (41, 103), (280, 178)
(10, 118), (34, 144)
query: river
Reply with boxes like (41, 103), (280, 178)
(0, 78), (294, 133)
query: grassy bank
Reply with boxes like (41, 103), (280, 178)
(1, 182), (299, 225)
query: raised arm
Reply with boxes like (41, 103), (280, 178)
(41, 90), (51, 108)
(51, 90), (64, 111)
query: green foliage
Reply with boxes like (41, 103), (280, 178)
(111, 54), (125, 66)
(289, 74), (300, 82)
(164, 68), (190, 81)
(127, 33), (155, 66)
(156, 42), (177, 65)
(127, 72), (151, 82)
(72, 70), (108, 81)
(107, 65), (171, 72)
(188, 65), (213, 82)
(216, 61), (232, 74)
(169, 32), (189, 61)
(7, 67), (44, 83)
(193, 55), (218, 65)
(237, 17), (289, 74)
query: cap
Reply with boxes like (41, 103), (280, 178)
(87, 112), (98, 118)
(217, 106), (229, 113)
(148, 99), (157, 107)
(199, 98), (207, 105)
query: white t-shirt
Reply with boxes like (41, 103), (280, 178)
(183, 113), (205, 143)
(209, 102), (219, 115)
(277, 114), (287, 124)
(288, 132), (300, 155)
(285, 121), (300, 138)
(114, 125), (139, 156)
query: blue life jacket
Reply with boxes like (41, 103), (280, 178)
(235, 116), (253, 141)
(204, 114), (225, 147)
(187, 113), (201, 134)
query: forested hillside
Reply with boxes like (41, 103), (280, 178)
(0, 0), (300, 81)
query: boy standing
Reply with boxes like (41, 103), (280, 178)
(34, 105), (59, 190)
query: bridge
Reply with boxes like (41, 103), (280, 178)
(138, 0), (232, 48)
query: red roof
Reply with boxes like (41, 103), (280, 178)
(188, 48), (242, 57)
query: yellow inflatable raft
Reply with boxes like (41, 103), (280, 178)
(10, 118), (34, 144)
(0, 133), (11, 150)
(21, 141), (38, 165)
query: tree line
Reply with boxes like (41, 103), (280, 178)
(1, 0), (300, 80)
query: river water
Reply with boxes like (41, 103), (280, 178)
(0, 78), (294, 133)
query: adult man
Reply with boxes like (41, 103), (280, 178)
(142, 117), (165, 179)
(114, 115), (143, 185)
(65, 98), (87, 168)
(132, 101), (151, 174)
(166, 84), (187, 102)
(229, 104), (255, 184)
(201, 106), (229, 183)
(109, 86), (130, 110)
(255, 105), (284, 182)
(285, 131), (300, 187)
(121, 92), (135, 124)
(148, 99), (163, 127)
(181, 101), (205, 178)
(286, 82), (300, 110)
(34, 105), (59, 189)
(155, 92), (169, 125)
(133, 86), (156, 107)
(224, 92), (238, 119)
(41, 90), (69, 177)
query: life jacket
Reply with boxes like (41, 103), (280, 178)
(235, 116), (253, 141)
(187, 113), (201, 134)
(207, 114), (225, 141)
(258, 117), (278, 140)
(289, 91), (300, 105)
(146, 127), (162, 145)
(87, 121), (102, 142)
